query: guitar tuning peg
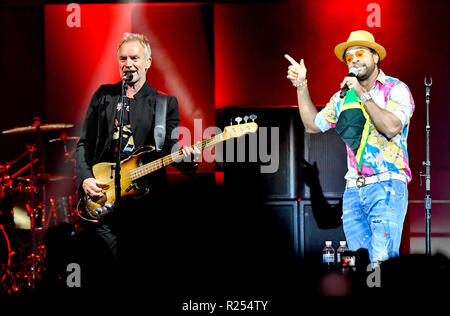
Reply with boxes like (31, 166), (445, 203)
(249, 114), (257, 122)
(243, 116), (249, 123)
(235, 117), (242, 124)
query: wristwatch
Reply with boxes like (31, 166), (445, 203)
(360, 91), (373, 103)
(293, 79), (307, 88)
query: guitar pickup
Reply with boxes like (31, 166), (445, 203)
(125, 183), (136, 193)
(95, 202), (114, 217)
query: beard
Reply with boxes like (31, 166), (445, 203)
(356, 62), (376, 81)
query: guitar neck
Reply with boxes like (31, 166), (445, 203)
(129, 133), (224, 181)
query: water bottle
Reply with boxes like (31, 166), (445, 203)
(322, 241), (335, 270)
(336, 241), (349, 267)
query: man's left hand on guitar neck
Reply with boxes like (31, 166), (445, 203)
(181, 141), (201, 165)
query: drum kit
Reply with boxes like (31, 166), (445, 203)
(0, 117), (79, 294)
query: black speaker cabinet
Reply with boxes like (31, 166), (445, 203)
(217, 106), (304, 200)
(299, 199), (346, 260)
(302, 129), (347, 199)
(263, 200), (299, 256)
(217, 106), (347, 201)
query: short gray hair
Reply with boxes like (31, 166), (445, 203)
(117, 33), (151, 60)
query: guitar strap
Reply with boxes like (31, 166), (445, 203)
(154, 94), (168, 152)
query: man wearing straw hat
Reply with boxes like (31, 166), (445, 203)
(285, 30), (414, 265)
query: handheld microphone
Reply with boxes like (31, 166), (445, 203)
(340, 67), (359, 99)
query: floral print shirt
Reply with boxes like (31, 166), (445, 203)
(314, 70), (415, 183)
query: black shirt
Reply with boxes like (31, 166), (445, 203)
(111, 97), (135, 160)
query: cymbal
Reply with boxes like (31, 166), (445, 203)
(49, 136), (79, 143)
(17, 173), (74, 183)
(2, 123), (74, 134)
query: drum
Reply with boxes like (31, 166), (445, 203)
(0, 167), (14, 226)
(0, 223), (32, 293)
(0, 189), (14, 225)
(0, 224), (12, 284)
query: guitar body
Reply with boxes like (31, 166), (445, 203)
(81, 146), (155, 219)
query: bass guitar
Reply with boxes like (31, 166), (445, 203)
(77, 121), (258, 220)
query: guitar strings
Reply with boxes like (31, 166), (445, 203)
(99, 136), (221, 193)
(86, 124), (254, 203)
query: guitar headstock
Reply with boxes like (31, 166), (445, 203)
(222, 115), (258, 140)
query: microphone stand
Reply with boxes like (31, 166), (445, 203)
(420, 77), (432, 256)
(115, 79), (128, 208)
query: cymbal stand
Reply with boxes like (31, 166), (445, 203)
(7, 146), (33, 167)
(27, 119), (47, 289)
(9, 146), (39, 180)
(27, 143), (38, 289)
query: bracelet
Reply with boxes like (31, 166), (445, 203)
(293, 79), (307, 88)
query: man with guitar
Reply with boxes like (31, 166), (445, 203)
(77, 33), (200, 201)
(75, 33), (200, 288)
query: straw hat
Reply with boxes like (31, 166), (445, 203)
(334, 30), (386, 62)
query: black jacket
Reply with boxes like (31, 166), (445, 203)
(75, 80), (196, 192)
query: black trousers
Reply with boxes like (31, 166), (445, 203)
(86, 192), (171, 289)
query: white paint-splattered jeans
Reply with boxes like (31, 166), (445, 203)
(342, 179), (408, 264)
